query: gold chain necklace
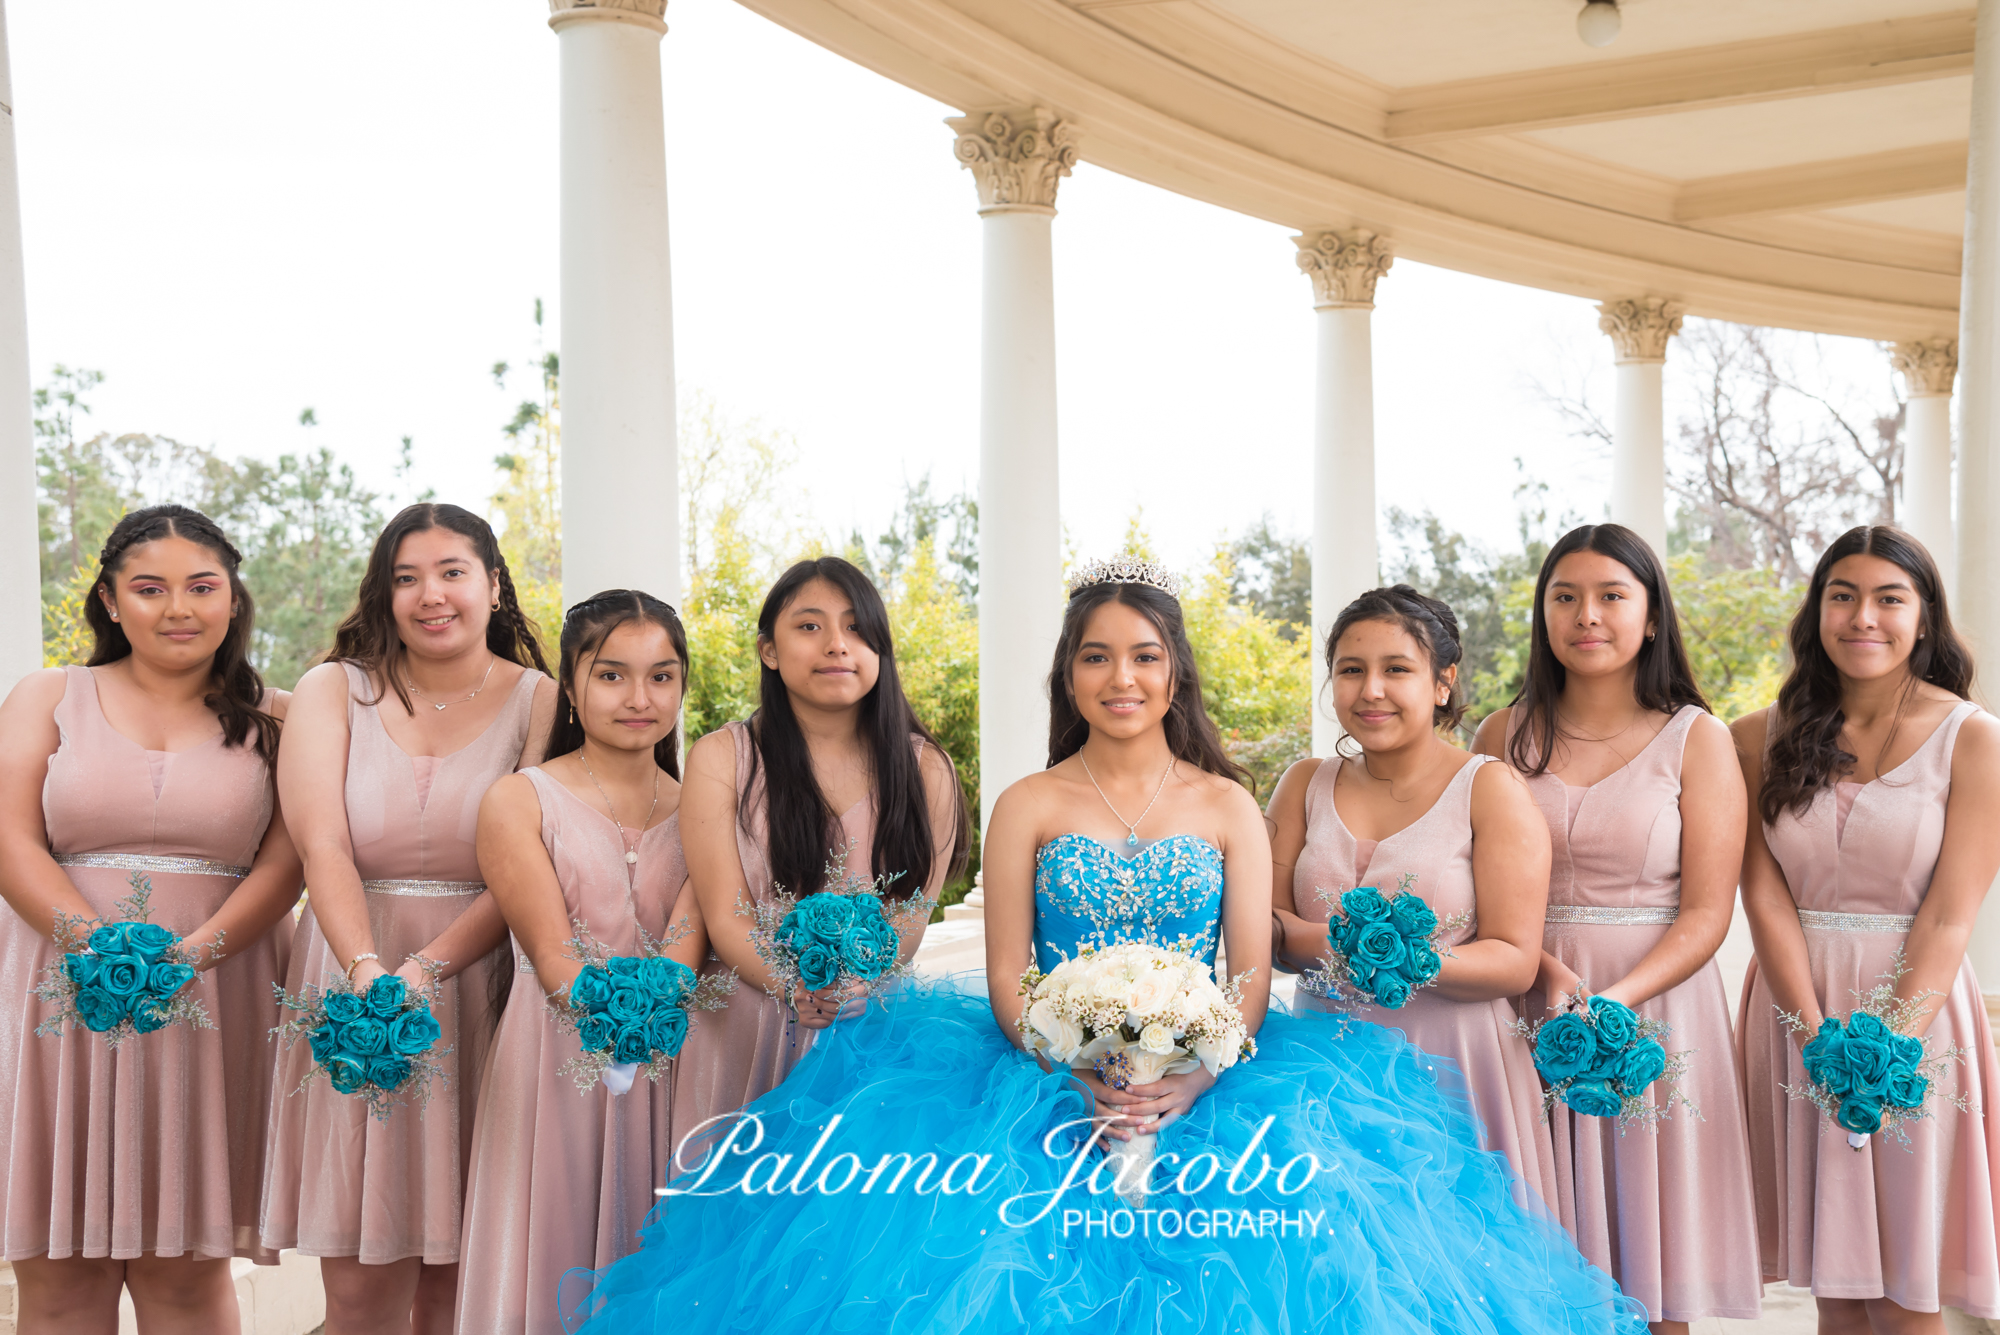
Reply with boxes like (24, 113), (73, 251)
(578, 747), (660, 870)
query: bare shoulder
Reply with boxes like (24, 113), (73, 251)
(685, 726), (739, 776)
(1951, 707), (2000, 777)
(1470, 706), (1513, 759)
(1469, 754), (1534, 817)
(1267, 755), (1325, 814)
(917, 739), (957, 785)
(291, 660), (356, 707)
(1729, 705), (1772, 753)
(0, 667), (69, 716)
(480, 769), (544, 822)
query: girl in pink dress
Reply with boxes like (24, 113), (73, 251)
(260, 503), (557, 1335)
(1734, 525), (2000, 1332)
(1473, 524), (1761, 1332)
(459, 591), (710, 1335)
(668, 557), (967, 1156)
(1269, 584), (1558, 1207)
(0, 505), (304, 1333)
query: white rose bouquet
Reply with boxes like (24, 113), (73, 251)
(1016, 939), (1256, 1206)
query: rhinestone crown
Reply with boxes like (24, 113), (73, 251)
(1065, 556), (1182, 600)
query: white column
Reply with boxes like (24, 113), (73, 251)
(1597, 297), (1683, 556)
(1957, 0), (2000, 1019)
(1891, 338), (1959, 592)
(1294, 230), (1391, 758)
(549, 0), (679, 608)
(948, 108), (1075, 836)
(0, 2), (34, 690)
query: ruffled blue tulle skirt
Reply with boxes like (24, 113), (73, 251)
(561, 975), (1646, 1334)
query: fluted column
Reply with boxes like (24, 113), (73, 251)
(549, 0), (679, 607)
(1598, 297), (1684, 556)
(949, 108), (1075, 836)
(1294, 230), (1391, 757)
(0, 2), (32, 689)
(1891, 338), (1958, 592)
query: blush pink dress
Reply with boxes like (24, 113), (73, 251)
(668, 720), (883, 1153)
(0, 666), (290, 1263)
(260, 662), (538, 1265)
(1292, 752), (1559, 1209)
(1736, 700), (2000, 1318)
(458, 769), (689, 1335)
(1513, 705), (1762, 1322)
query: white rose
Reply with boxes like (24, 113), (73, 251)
(1028, 997), (1086, 1063)
(1190, 1033), (1230, 1077)
(1126, 971), (1175, 1019)
(1138, 1021), (1176, 1055)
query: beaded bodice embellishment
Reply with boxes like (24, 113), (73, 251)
(1032, 833), (1225, 972)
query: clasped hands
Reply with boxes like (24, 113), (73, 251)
(1072, 1064), (1216, 1142)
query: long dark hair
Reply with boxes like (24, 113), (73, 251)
(548, 589), (687, 778)
(1507, 524), (1708, 777)
(1324, 584), (1467, 755)
(325, 503), (550, 709)
(748, 557), (967, 900)
(1048, 579), (1249, 783)
(1761, 525), (1973, 822)
(84, 504), (279, 766)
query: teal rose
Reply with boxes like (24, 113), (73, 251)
(1344, 956), (1376, 992)
(1842, 1017), (1897, 1098)
(577, 1013), (616, 1053)
(1340, 888), (1392, 924)
(129, 996), (170, 1034)
(1404, 939), (1442, 985)
(326, 1054), (368, 1096)
(366, 1055), (412, 1091)
(63, 952), (103, 989)
(342, 1016), (390, 1057)
(638, 956), (694, 1003)
(1351, 920), (1408, 973)
(1371, 970), (1413, 1010)
(1562, 1079), (1625, 1119)
(840, 909), (898, 981)
(612, 1023), (651, 1064)
(796, 943), (841, 992)
(124, 923), (177, 963)
(1534, 1012), (1599, 1083)
(322, 991), (366, 1025)
(97, 953), (147, 998)
(1387, 892), (1438, 940)
(1586, 996), (1640, 1051)
(569, 966), (614, 1014)
(644, 1005), (690, 1059)
(388, 1007), (440, 1057)
(1887, 1066), (1930, 1110)
(1835, 1093), (1883, 1136)
(307, 1022), (339, 1066)
(1891, 1033), (1924, 1070)
(74, 985), (127, 1032)
(1801, 1019), (1851, 1095)
(1615, 1039), (1668, 1094)
(147, 961), (195, 999)
(363, 974), (407, 1018)
(786, 894), (857, 947)
(87, 923), (130, 955)
(605, 986), (651, 1025)
(605, 955), (644, 981)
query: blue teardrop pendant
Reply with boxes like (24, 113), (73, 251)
(1126, 832), (1139, 849)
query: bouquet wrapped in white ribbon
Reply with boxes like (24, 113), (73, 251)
(1016, 939), (1256, 1206)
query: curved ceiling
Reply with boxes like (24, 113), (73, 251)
(735, 0), (1975, 339)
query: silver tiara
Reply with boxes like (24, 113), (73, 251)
(1065, 557), (1182, 600)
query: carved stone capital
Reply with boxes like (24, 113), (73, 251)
(1597, 297), (1685, 364)
(946, 108), (1078, 214)
(548, 0), (666, 33)
(1892, 337), (1959, 397)
(1292, 230), (1394, 309)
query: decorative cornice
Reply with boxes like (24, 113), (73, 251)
(548, 0), (666, 34)
(946, 108), (1078, 214)
(1597, 297), (1685, 364)
(1292, 230), (1394, 310)
(1891, 337), (1958, 397)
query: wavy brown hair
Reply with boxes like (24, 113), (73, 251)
(1761, 525), (1973, 823)
(1048, 579), (1249, 784)
(549, 589), (687, 779)
(325, 503), (550, 710)
(1507, 524), (1708, 777)
(85, 504), (279, 766)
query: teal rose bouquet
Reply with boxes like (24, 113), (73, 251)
(743, 843), (935, 1019)
(273, 963), (449, 1121)
(1516, 992), (1693, 1132)
(1300, 875), (1466, 1012)
(35, 873), (217, 1048)
(547, 915), (734, 1094)
(1778, 953), (1968, 1149)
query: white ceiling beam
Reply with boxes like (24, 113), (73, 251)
(1387, 11), (1974, 143)
(1675, 141), (1967, 221)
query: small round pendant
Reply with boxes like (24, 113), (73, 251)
(624, 850), (639, 865)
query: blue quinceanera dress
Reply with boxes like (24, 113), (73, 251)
(562, 835), (1646, 1333)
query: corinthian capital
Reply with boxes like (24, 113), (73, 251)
(946, 108), (1078, 214)
(548, 0), (666, 32)
(1597, 297), (1685, 364)
(1292, 230), (1394, 310)
(1892, 337), (1958, 397)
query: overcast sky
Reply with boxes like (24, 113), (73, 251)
(10, 0), (1896, 579)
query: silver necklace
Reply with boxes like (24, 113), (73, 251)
(579, 748), (660, 869)
(406, 655), (496, 712)
(1079, 752), (1175, 849)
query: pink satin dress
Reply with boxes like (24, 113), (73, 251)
(0, 665), (290, 1263)
(1736, 700), (2000, 1317)
(260, 662), (538, 1265)
(668, 720), (883, 1152)
(1514, 705), (1762, 1322)
(458, 769), (689, 1335)
(1292, 753), (1560, 1209)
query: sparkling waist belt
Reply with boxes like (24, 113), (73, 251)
(1544, 904), (1678, 926)
(1797, 908), (1916, 933)
(361, 879), (485, 898)
(517, 954), (536, 974)
(54, 852), (250, 880)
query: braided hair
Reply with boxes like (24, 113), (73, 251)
(325, 503), (550, 710)
(549, 590), (688, 778)
(84, 504), (280, 766)
(1324, 584), (1467, 752)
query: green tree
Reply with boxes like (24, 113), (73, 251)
(1228, 515), (1310, 637)
(490, 300), (562, 590)
(1181, 547), (1311, 801)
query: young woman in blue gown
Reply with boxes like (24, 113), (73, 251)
(560, 561), (1646, 1334)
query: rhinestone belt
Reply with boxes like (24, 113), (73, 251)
(1797, 908), (1916, 933)
(54, 852), (250, 879)
(361, 879), (486, 898)
(1544, 904), (1679, 926)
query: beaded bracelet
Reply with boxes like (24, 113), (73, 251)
(344, 951), (380, 980)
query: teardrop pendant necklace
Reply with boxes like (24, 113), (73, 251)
(1079, 751), (1176, 849)
(579, 748), (659, 872)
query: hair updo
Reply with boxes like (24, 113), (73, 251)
(1323, 584), (1467, 734)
